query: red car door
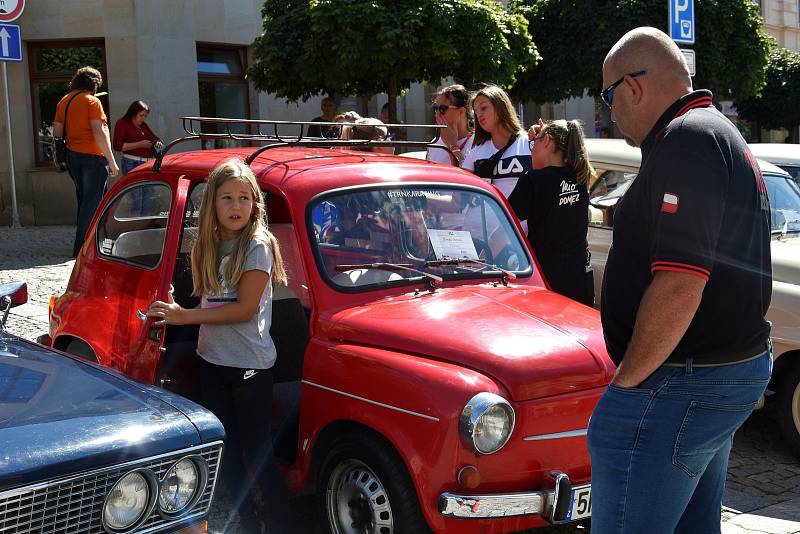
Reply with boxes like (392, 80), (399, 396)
(54, 176), (189, 384)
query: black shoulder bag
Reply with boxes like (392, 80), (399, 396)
(51, 91), (82, 172)
(472, 133), (519, 180)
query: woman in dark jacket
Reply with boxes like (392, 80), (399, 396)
(509, 119), (596, 306)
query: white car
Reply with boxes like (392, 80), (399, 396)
(585, 138), (800, 458)
(748, 143), (800, 184)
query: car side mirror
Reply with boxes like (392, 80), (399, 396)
(0, 281), (28, 332)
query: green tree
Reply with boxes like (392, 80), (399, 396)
(249, 0), (539, 121)
(735, 47), (800, 137)
(510, 0), (770, 104)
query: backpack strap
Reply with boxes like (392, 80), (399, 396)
(61, 91), (83, 143)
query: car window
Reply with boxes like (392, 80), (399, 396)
(777, 165), (800, 184)
(765, 173), (800, 234)
(589, 170), (637, 228)
(97, 183), (172, 268)
(309, 186), (531, 289)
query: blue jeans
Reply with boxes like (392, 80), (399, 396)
(120, 156), (141, 175)
(587, 349), (772, 534)
(66, 150), (108, 257)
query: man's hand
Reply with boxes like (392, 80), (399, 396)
(148, 300), (185, 325)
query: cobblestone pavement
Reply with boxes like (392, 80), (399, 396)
(2, 225), (800, 533)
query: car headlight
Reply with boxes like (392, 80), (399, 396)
(103, 470), (156, 532)
(158, 457), (205, 515)
(460, 392), (515, 454)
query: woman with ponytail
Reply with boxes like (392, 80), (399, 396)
(509, 119), (596, 306)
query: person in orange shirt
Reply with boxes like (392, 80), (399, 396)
(52, 67), (119, 257)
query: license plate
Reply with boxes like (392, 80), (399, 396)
(567, 486), (591, 521)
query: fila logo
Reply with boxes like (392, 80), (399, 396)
(661, 192), (679, 214)
(494, 157), (525, 175)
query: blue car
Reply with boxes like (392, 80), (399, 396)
(0, 281), (225, 534)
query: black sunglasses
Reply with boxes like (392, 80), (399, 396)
(432, 104), (461, 114)
(601, 70), (647, 108)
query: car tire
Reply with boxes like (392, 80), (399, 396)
(318, 430), (431, 534)
(776, 363), (800, 459)
(64, 339), (98, 363)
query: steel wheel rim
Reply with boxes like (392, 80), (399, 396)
(326, 458), (393, 534)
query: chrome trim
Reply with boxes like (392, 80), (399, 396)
(459, 392), (515, 454)
(302, 380), (439, 421)
(0, 442), (223, 534)
(438, 483), (590, 519)
(523, 428), (588, 441)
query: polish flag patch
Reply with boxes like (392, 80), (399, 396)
(661, 192), (679, 214)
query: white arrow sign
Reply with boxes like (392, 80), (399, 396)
(0, 27), (9, 57)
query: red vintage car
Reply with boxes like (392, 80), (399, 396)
(46, 118), (614, 533)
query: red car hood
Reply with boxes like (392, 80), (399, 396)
(323, 285), (615, 401)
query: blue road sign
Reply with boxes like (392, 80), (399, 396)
(0, 23), (21, 62)
(669, 0), (695, 45)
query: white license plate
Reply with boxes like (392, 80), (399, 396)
(567, 486), (591, 521)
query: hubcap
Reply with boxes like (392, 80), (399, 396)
(326, 459), (393, 534)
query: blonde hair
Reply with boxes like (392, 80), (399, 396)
(472, 85), (523, 146)
(191, 160), (287, 296)
(541, 120), (597, 187)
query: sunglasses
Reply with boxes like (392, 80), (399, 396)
(432, 104), (461, 114)
(601, 70), (647, 108)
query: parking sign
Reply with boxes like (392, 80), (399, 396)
(0, 23), (21, 62)
(669, 0), (695, 45)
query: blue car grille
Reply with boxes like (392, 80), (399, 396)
(0, 442), (222, 534)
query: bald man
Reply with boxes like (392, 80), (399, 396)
(588, 27), (772, 533)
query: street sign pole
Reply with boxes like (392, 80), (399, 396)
(1, 60), (19, 227)
(0, 20), (23, 228)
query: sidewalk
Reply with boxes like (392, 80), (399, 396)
(2, 225), (800, 534)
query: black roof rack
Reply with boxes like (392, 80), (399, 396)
(152, 116), (450, 172)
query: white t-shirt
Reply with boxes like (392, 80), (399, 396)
(197, 238), (276, 370)
(461, 135), (532, 198)
(426, 134), (475, 165)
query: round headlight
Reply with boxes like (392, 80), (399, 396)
(460, 392), (515, 454)
(103, 470), (154, 531)
(159, 458), (201, 514)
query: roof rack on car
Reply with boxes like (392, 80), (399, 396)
(152, 116), (450, 172)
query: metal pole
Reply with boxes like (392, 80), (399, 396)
(1, 62), (20, 227)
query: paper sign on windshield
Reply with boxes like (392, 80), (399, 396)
(427, 229), (479, 260)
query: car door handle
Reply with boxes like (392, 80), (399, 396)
(137, 309), (147, 321)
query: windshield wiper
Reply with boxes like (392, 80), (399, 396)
(334, 262), (443, 289)
(425, 258), (517, 285)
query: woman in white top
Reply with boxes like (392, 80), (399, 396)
(426, 84), (474, 166)
(460, 84), (531, 198)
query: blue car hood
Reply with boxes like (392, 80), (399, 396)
(0, 338), (218, 491)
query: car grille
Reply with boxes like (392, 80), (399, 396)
(0, 442), (222, 534)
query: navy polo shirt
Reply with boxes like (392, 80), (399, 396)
(601, 90), (772, 366)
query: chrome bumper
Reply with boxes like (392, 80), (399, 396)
(439, 478), (589, 521)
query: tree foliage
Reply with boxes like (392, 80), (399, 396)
(735, 47), (800, 132)
(510, 0), (770, 104)
(249, 0), (539, 119)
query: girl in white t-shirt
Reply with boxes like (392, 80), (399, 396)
(426, 84), (475, 166)
(147, 160), (287, 532)
(460, 85), (532, 198)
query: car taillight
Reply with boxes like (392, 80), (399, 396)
(49, 295), (57, 316)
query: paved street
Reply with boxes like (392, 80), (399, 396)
(2, 225), (800, 534)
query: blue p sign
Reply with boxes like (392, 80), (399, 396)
(669, 0), (695, 45)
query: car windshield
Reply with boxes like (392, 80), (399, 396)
(765, 172), (800, 236)
(310, 186), (531, 289)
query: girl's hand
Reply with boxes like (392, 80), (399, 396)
(147, 300), (185, 326)
(528, 118), (546, 140)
